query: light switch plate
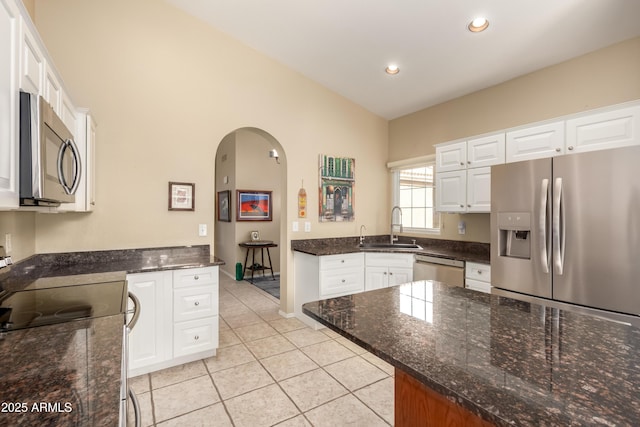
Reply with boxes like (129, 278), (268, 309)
(304, 221), (311, 232)
(292, 221), (299, 232)
(198, 224), (207, 236)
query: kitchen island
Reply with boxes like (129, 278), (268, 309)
(302, 280), (640, 426)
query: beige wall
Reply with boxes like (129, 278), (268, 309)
(390, 36), (640, 243)
(24, 0), (389, 314)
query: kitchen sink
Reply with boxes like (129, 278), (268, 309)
(357, 242), (422, 250)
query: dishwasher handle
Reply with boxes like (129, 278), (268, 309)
(415, 254), (464, 268)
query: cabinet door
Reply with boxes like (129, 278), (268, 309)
(43, 64), (61, 113)
(466, 167), (491, 213)
(566, 105), (640, 154)
(85, 114), (96, 210)
(19, 22), (44, 95)
(435, 141), (466, 172)
(0, 0), (19, 208)
(127, 271), (172, 373)
(435, 170), (466, 212)
(506, 121), (565, 162)
(467, 133), (505, 168)
(388, 267), (413, 287)
(365, 266), (388, 291)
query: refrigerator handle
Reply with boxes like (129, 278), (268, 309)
(539, 179), (550, 273)
(553, 177), (565, 275)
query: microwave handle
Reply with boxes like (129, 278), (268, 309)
(57, 139), (82, 195)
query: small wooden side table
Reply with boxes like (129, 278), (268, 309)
(239, 241), (278, 283)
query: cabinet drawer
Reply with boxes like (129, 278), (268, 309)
(174, 285), (218, 322)
(174, 316), (218, 357)
(319, 253), (364, 271)
(465, 262), (491, 283)
(173, 267), (217, 288)
(320, 269), (364, 298)
(365, 253), (414, 268)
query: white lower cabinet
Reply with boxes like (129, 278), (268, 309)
(465, 262), (491, 294)
(127, 266), (219, 377)
(365, 253), (414, 291)
(294, 252), (365, 328)
(127, 271), (172, 374)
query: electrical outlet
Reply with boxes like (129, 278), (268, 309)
(304, 221), (311, 232)
(198, 224), (207, 237)
(458, 221), (466, 235)
(292, 221), (299, 232)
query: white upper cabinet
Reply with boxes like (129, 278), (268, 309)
(435, 141), (466, 172)
(435, 170), (466, 213)
(566, 105), (640, 154)
(18, 21), (44, 95)
(0, 0), (19, 209)
(466, 167), (491, 213)
(44, 64), (61, 112)
(467, 133), (505, 168)
(506, 121), (565, 162)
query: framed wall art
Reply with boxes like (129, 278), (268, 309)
(168, 182), (195, 211)
(236, 190), (272, 221)
(319, 154), (355, 222)
(217, 190), (231, 222)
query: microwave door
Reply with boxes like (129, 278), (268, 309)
(58, 138), (82, 195)
(41, 125), (74, 203)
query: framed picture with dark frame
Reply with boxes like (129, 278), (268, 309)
(168, 182), (195, 211)
(236, 190), (272, 221)
(217, 190), (231, 222)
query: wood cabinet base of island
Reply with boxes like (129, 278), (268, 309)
(395, 369), (494, 427)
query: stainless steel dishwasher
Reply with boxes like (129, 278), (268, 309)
(413, 254), (464, 287)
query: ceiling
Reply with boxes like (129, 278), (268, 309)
(166, 0), (640, 120)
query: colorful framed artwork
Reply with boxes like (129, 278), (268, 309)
(236, 190), (272, 221)
(168, 182), (195, 211)
(217, 190), (231, 222)
(319, 154), (355, 222)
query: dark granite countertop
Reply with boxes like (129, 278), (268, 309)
(0, 315), (124, 426)
(291, 236), (490, 264)
(0, 245), (225, 292)
(0, 245), (225, 425)
(303, 281), (640, 426)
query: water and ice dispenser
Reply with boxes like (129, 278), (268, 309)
(497, 212), (531, 259)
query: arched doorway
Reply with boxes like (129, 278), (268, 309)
(214, 127), (287, 309)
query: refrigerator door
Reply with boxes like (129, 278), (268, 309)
(491, 158), (552, 298)
(552, 146), (640, 315)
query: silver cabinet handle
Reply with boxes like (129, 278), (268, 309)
(194, 301), (200, 306)
(341, 279), (345, 283)
(568, 146), (574, 151)
(341, 260), (345, 263)
(539, 179), (550, 274)
(194, 275), (199, 280)
(555, 147), (561, 152)
(194, 335), (199, 340)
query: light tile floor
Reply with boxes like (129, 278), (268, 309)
(128, 273), (394, 426)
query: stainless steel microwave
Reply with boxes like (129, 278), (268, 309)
(19, 92), (81, 207)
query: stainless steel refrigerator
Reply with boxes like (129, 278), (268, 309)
(490, 145), (640, 318)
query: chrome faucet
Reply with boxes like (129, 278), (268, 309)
(390, 206), (403, 244)
(359, 225), (366, 245)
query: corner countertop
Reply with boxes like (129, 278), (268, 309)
(0, 245), (225, 426)
(291, 236), (490, 264)
(0, 245), (225, 292)
(302, 281), (640, 426)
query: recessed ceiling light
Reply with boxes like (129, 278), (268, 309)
(385, 64), (400, 75)
(468, 17), (489, 33)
